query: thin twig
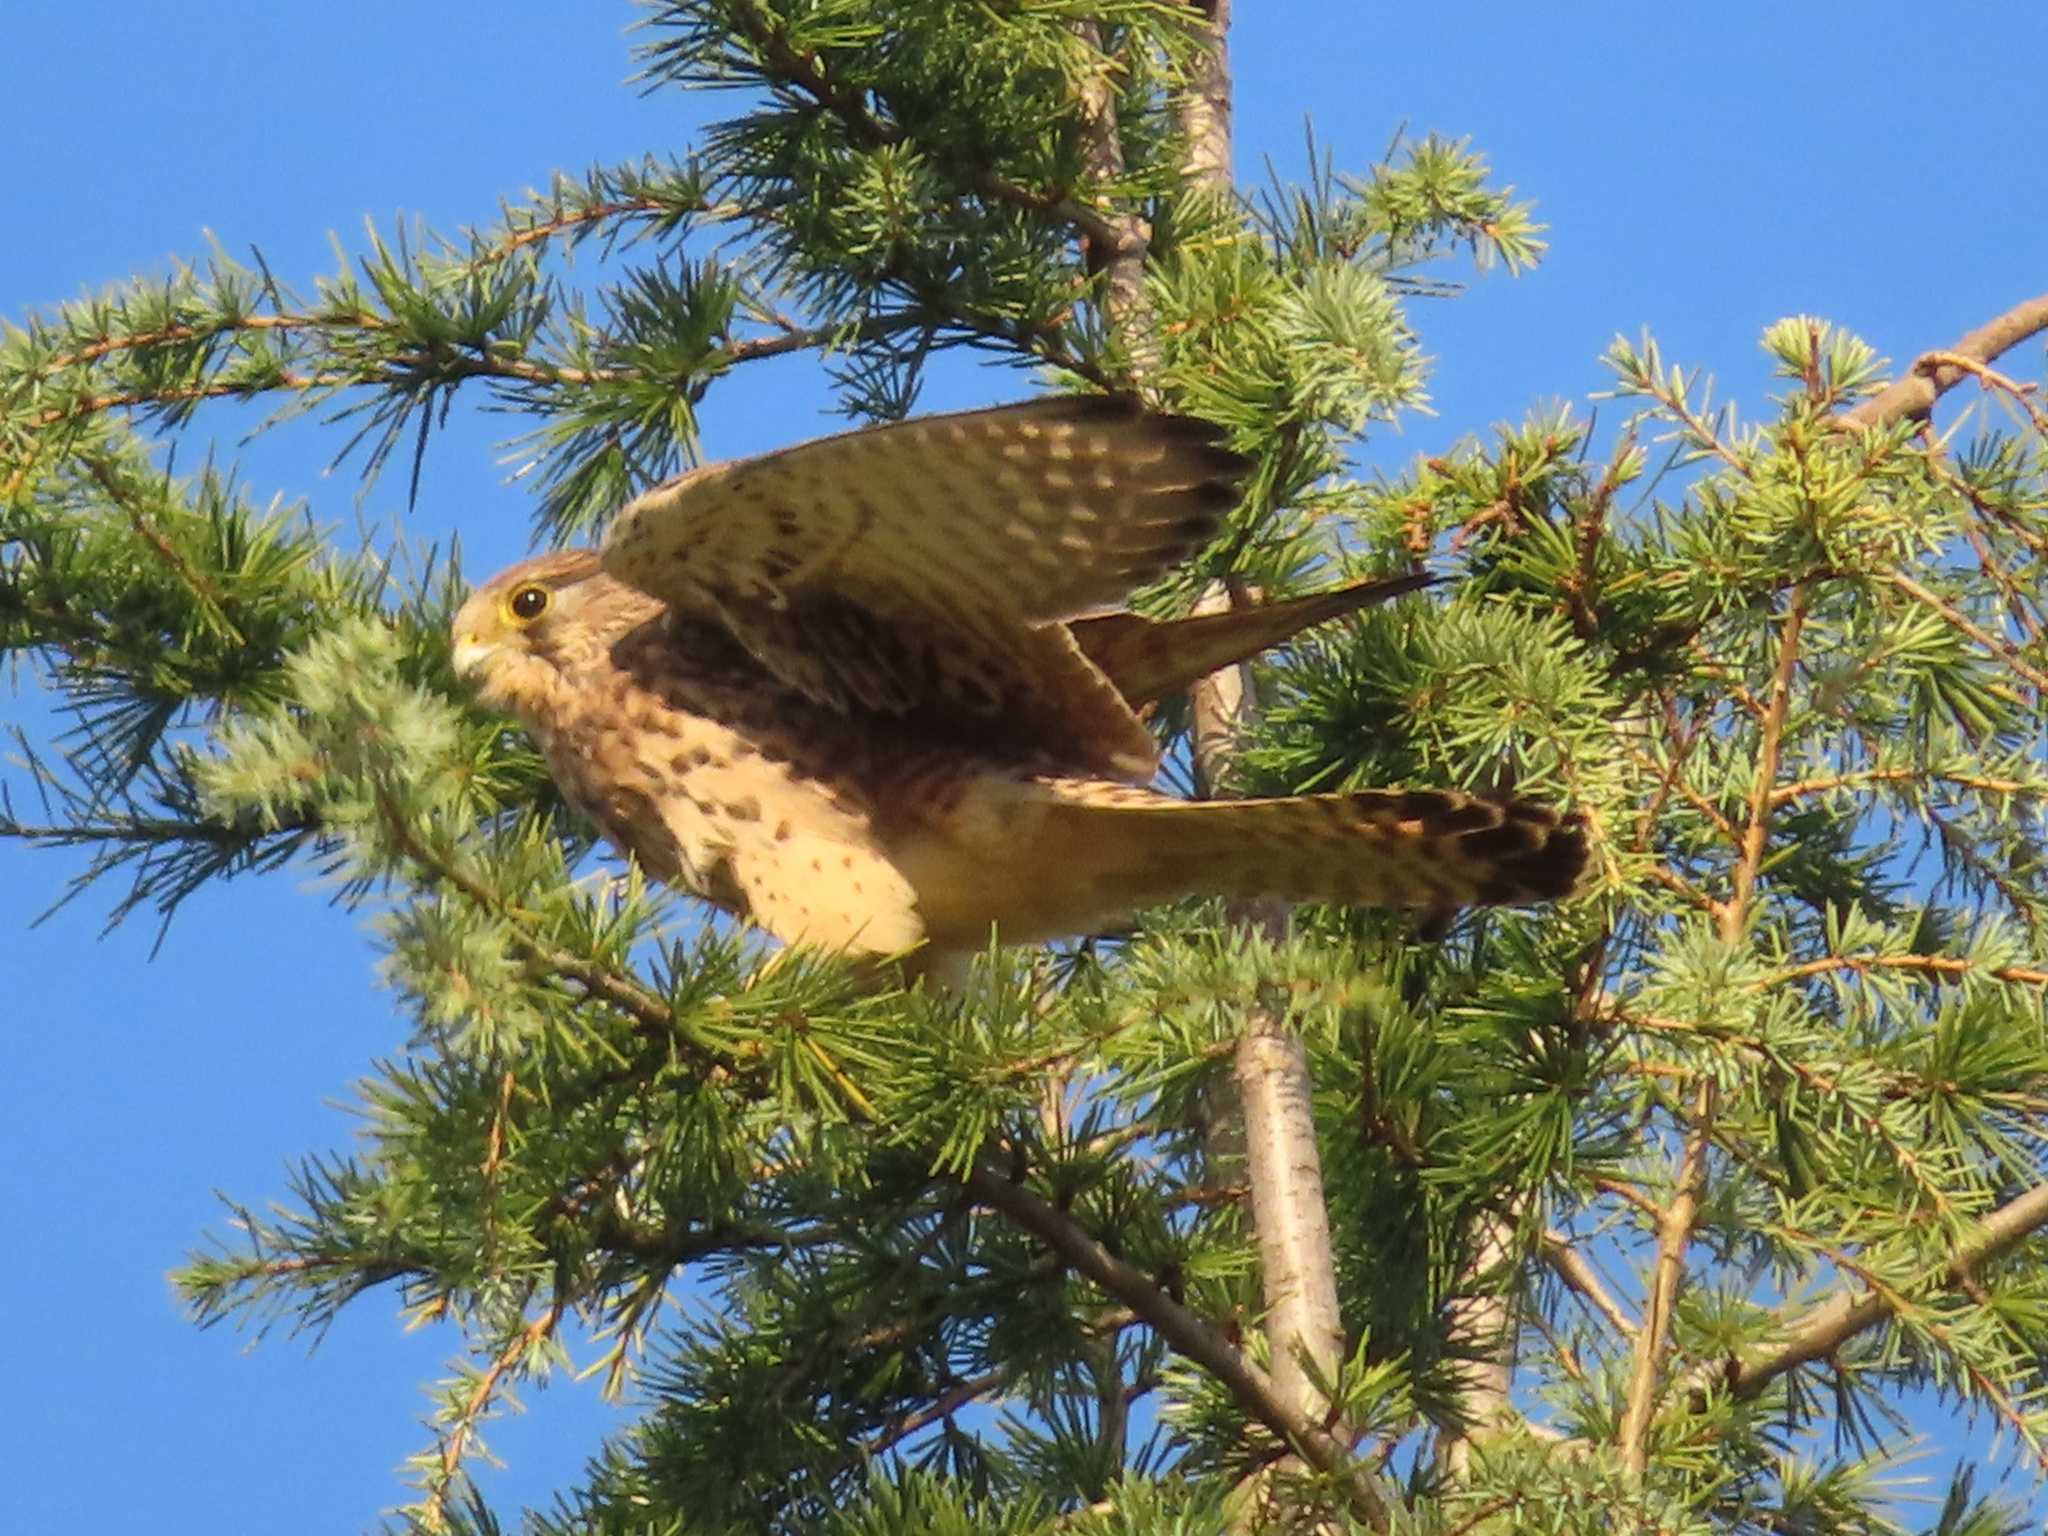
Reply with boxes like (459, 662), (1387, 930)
(1540, 1230), (1639, 1339)
(1723, 586), (1807, 941)
(1593, 1175), (1664, 1223)
(862, 1368), (1011, 1458)
(1624, 742), (1741, 845)
(1912, 350), (2048, 436)
(1766, 952), (2048, 989)
(421, 1297), (566, 1530)
(467, 195), (684, 273)
(1886, 570), (2048, 694)
(1769, 766), (2037, 806)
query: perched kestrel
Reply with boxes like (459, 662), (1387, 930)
(452, 398), (1585, 983)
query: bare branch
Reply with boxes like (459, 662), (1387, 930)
(1236, 1016), (1349, 1419)
(1618, 1082), (1712, 1478)
(1070, 21), (1154, 355)
(1186, 588), (1353, 1464)
(962, 1165), (1390, 1530)
(1440, 1211), (1519, 1475)
(1178, 0), (1234, 188)
(1131, 11), (1361, 1518)
(1841, 293), (2048, 431)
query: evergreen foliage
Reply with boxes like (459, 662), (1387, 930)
(7, 4), (2048, 1532)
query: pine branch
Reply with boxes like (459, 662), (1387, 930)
(26, 6), (2048, 1524)
(1710, 1178), (2048, 1402)
(1886, 569), (2048, 694)
(33, 310), (308, 374)
(75, 454), (236, 623)
(415, 1297), (568, 1531)
(371, 790), (686, 1044)
(1721, 584), (1807, 942)
(1763, 953), (2048, 990)
(861, 1367), (1012, 1459)
(1617, 1081), (1712, 1479)
(719, 0), (1135, 252)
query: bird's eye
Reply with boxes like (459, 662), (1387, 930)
(507, 584), (550, 623)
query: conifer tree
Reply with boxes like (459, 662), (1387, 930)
(8, 5), (2048, 1533)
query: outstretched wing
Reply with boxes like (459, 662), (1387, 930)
(602, 397), (1250, 778)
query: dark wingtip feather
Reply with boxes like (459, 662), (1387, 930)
(1151, 410), (1234, 447)
(1159, 420), (1256, 485)
(1378, 789), (1590, 908)
(1052, 392), (1147, 425)
(1186, 474), (1251, 514)
(1422, 812), (1587, 938)
(1050, 395), (1255, 480)
(1473, 808), (1590, 904)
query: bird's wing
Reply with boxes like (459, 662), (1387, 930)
(1067, 573), (1435, 708)
(602, 397), (1250, 779)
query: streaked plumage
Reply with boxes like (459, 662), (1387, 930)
(452, 397), (1586, 982)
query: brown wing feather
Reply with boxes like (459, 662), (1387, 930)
(600, 398), (1251, 778)
(716, 586), (1161, 777)
(1068, 573), (1435, 707)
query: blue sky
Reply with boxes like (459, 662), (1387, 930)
(5, 3), (2047, 1530)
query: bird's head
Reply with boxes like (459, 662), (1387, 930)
(450, 549), (662, 712)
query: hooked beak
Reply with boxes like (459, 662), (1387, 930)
(451, 635), (496, 680)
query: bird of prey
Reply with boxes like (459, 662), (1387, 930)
(452, 397), (1586, 983)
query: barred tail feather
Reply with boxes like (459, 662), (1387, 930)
(1047, 786), (1588, 915)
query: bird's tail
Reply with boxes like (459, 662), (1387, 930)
(1031, 783), (1587, 917)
